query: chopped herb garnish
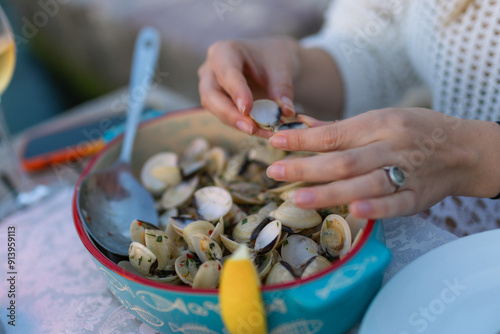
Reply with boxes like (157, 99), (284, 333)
(209, 243), (215, 250)
(148, 258), (152, 263)
(145, 232), (156, 237)
(156, 236), (163, 242)
(283, 240), (289, 246)
(242, 218), (248, 225)
(138, 256), (143, 266)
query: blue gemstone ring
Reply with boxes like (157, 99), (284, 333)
(383, 166), (407, 192)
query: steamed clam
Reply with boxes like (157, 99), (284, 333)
(122, 135), (364, 288)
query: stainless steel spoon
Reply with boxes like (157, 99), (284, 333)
(77, 27), (160, 257)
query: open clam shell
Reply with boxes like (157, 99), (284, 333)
(250, 99), (282, 130)
(191, 233), (223, 262)
(274, 122), (309, 132)
(320, 214), (352, 257)
(220, 234), (240, 253)
(128, 242), (158, 276)
(182, 220), (215, 252)
(254, 219), (282, 255)
(174, 251), (200, 286)
(300, 255), (331, 279)
(280, 235), (320, 274)
(271, 199), (322, 231)
(194, 186), (233, 221)
(232, 214), (265, 243)
(161, 176), (199, 210)
(130, 219), (160, 245)
(192, 260), (222, 289)
(140, 152), (179, 195)
(144, 229), (172, 269)
(265, 261), (296, 285)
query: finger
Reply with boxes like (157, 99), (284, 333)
(268, 114), (376, 152)
(349, 190), (417, 219)
(266, 143), (394, 182)
(297, 114), (333, 128)
(264, 63), (295, 116)
(199, 70), (256, 135)
(209, 43), (254, 115)
(293, 169), (399, 209)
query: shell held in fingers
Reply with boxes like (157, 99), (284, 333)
(249, 99), (282, 130)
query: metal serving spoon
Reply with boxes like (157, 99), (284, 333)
(77, 27), (160, 258)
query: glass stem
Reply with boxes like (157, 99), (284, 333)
(0, 101), (33, 195)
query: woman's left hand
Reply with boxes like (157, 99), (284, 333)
(266, 108), (497, 219)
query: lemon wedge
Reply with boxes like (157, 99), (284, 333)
(219, 245), (267, 334)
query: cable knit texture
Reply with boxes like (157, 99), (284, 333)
(302, 0), (500, 236)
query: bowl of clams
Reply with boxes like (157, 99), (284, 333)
(73, 102), (391, 334)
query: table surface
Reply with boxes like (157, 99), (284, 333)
(0, 92), (466, 333)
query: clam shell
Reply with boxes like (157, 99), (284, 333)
(271, 199), (322, 230)
(130, 219), (160, 245)
(150, 165), (182, 188)
(220, 234), (240, 253)
(254, 219), (282, 255)
(249, 99), (282, 130)
(232, 214), (264, 243)
(194, 186), (233, 222)
(128, 242), (158, 276)
(265, 261), (296, 285)
(191, 233), (223, 262)
(140, 152), (179, 195)
(248, 143), (286, 166)
(228, 182), (265, 205)
(274, 122), (309, 132)
(182, 137), (209, 163)
(174, 251), (199, 286)
(182, 220), (215, 252)
(320, 214), (352, 257)
(144, 229), (172, 269)
(193, 260), (222, 289)
(256, 253), (274, 280)
(280, 235), (320, 274)
(161, 176), (199, 209)
(345, 214), (368, 239)
(205, 146), (227, 175)
(300, 256), (331, 279)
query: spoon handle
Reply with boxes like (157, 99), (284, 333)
(119, 27), (161, 164)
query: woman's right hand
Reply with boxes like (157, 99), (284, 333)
(198, 37), (301, 138)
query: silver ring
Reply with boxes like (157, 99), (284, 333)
(383, 166), (406, 192)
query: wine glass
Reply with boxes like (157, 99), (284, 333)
(0, 5), (51, 219)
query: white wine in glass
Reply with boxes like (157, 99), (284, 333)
(0, 5), (51, 219)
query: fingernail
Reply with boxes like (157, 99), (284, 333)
(266, 165), (285, 179)
(236, 98), (246, 114)
(294, 190), (316, 206)
(281, 96), (295, 116)
(236, 120), (253, 135)
(269, 135), (287, 149)
(353, 202), (373, 216)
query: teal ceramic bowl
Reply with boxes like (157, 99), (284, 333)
(73, 108), (391, 334)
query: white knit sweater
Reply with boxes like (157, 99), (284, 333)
(302, 0), (500, 235)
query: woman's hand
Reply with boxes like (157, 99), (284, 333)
(198, 37), (301, 138)
(266, 108), (500, 219)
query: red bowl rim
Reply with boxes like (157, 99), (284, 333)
(73, 108), (376, 295)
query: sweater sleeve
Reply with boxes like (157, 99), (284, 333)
(301, 0), (422, 118)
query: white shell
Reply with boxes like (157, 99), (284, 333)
(144, 229), (172, 269)
(301, 256), (331, 279)
(271, 199), (322, 230)
(140, 152), (179, 195)
(161, 176), (199, 209)
(129, 219), (159, 245)
(220, 234), (240, 253)
(128, 242), (158, 276)
(254, 220), (282, 255)
(194, 186), (233, 221)
(150, 165), (182, 188)
(320, 214), (352, 257)
(249, 99), (282, 130)
(280, 235), (320, 274)
(345, 214), (368, 240)
(182, 220), (215, 252)
(191, 233), (223, 262)
(193, 260), (222, 289)
(174, 251), (198, 286)
(265, 262), (296, 285)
